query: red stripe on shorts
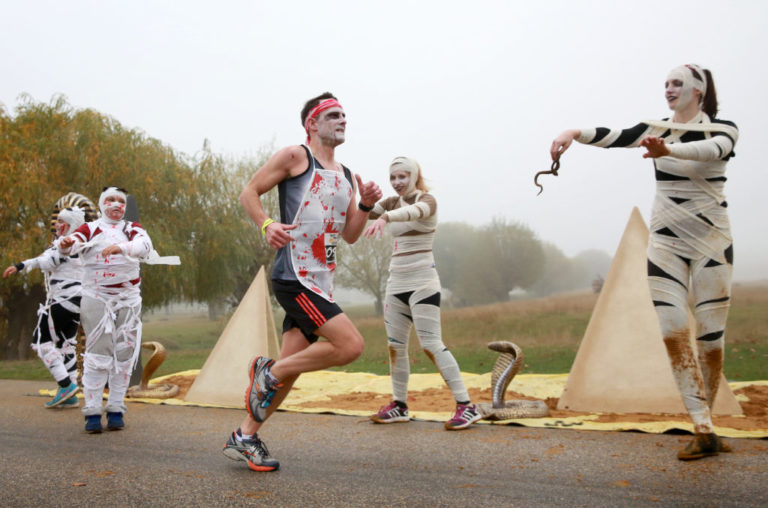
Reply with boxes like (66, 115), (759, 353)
(296, 293), (327, 328)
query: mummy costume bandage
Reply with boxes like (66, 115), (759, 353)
(22, 241), (83, 385)
(370, 158), (470, 404)
(577, 110), (738, 434)
(62, 191), (153, 416)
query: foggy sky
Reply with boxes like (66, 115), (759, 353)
(2, 0), (766, 281)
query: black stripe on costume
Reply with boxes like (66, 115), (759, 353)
(592, 128), (609, 143)
(647, 259), (687, 289)
(725, 244), (734, 264)
(394, 291), (414, 306)
(416, 292), (441, 307)
(696, 213), (715, 227)
(697, 331), (725, 342)
(696, 296), (730, 307)
(707, 176), (727, 182)
(655, 169), (689, 181)
(612, 123), (649, 147)
(654, 227), (678, 238)
(680, 130), (706, 143)
(670, 197), (689, 204)
(652, 300), (675, 307)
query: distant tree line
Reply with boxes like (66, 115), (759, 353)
(336, 219), (611, 314)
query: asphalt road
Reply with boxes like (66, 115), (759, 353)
(1, 379), (766, 507)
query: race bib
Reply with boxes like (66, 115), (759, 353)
(325, 232), (338, 265)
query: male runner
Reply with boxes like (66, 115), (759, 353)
(222, 92), (382, 471)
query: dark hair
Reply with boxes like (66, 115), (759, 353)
(300, 92), (337, 126)
(690, 66), (718, 117)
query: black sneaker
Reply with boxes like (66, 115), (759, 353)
(222, 432), (279, 472)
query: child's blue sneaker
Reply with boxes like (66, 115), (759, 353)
(85, 414), (103, 434)
(106, 412), (124, 431)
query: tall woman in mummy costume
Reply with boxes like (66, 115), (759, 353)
(3, 207), (86, 408)
(551, 64), (738, 460)
(59, 187), (153, 433)
(364, 157), (481, 430)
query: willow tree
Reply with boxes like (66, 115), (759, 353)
(0, 95), (282, 359)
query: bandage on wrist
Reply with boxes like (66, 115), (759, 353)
(261, 218), (275, 235)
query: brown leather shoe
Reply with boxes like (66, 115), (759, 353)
(677, 433), (719, 461)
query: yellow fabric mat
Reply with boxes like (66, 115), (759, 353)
(39, 371), (768, 439)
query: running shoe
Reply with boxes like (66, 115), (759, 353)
(45, 383), (80, 408)
(222, 431), (280, 472)
(370, 401), (410, 423)
(85, 414), (103, 434)
(444, 403), (482, 430)
(106, 412), (125, 431)
(677, 433), (719, 461)
(245, 357), (282, 423)
(59, 396), (79, 409)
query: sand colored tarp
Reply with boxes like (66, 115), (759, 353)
(557, 207), (742, 415)
(45, 371), (766, 438)
(184, 266), (280, 406)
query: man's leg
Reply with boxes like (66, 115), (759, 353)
(268, 313), (363, 379)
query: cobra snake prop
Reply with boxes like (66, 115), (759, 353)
(126, 342), (179, 399)
(477, 341), (550, 420)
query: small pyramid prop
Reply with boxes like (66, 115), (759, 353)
(557, 207), (742, 415)
(185, 266), (280, 406)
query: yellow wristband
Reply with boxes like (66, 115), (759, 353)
(261, 218), (275, 236)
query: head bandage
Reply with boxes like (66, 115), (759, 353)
(304, 98), (343, 143)
(57, 206), (86, 233)
(389, 156), (421, 196)
(99, 187), (127, 223)
(667, 64), (707, 112)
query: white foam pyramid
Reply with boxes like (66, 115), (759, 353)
(185, 266), (281, 406)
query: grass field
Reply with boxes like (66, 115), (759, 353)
(2, 283), (766, 382)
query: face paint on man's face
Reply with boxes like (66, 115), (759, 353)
(315, 107), (346, 146)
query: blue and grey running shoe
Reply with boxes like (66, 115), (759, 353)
(245, 357), (282, 423)
(45, 383), (80, 408)
(222, 431), (279, 472)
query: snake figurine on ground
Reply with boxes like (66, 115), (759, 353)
(477, 341), (550, 420)
(126, 341), (179, 399)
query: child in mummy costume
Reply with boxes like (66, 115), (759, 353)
(3, 207), (87, 408)
(59, 187), (153, 433)
(551, 64), (738, 461)
(364, 157), (481, 430)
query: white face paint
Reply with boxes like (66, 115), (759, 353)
(390, 170), (411, 196)
(665, 66), (704, 113)
(103, 195), (126, 221)
(314, 107), (346, 146)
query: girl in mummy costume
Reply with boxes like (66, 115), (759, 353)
(59, 187), (153, 433)
(3, 207), (87, 408)
(364, 157), (481, 430)
(551, 64), (738, 461)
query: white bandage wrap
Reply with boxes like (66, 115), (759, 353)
(98, 187), (128, 224)
(58, 206), (86, 233)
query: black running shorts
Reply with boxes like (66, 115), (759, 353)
(272, 279), (343, 344)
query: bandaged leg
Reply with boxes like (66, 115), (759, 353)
(106, 304), (141, 413)
(80, 296), (113, 416)
(384, 292), (413, 403)
(81, 351), (111, 415)
(409, 285), (470, 404)
(50, 302), (81, 383)
(648, 246), (712, 434)
(691, 256), (732, 408)
(32, 340), (71, 385)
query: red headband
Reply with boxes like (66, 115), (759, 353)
(304, 98), (343, 143)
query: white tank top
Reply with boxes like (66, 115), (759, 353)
(289, 151), (353, 302)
